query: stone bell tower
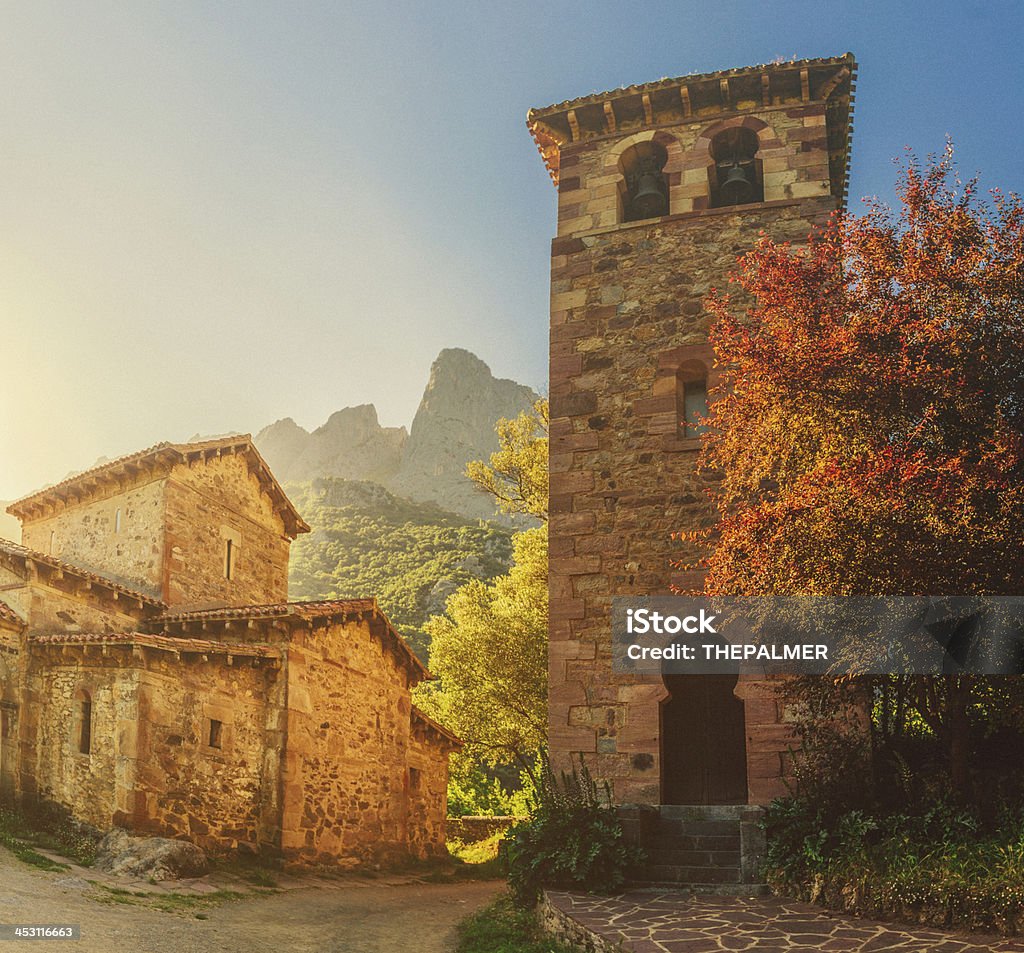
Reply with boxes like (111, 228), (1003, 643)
(530, 56), (857, 809)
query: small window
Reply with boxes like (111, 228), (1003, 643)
(224, 539), (234, 580)
(682, 379), (709, 437)
(676, 363), (710, 439)
(48, 530), (56, 556)
(409, 767), (422, 791)
(114, 508), (122, 534)
(1, 707), (13, 740)
(78, 696), (92, 755)
(208, 719), (223, 749)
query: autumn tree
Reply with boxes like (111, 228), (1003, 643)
(695, 144), (1024, 800)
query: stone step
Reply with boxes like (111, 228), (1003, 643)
(628, 882), (772, 897)
(645, 847), (741, 868)
(647, 833), (742, 852)
(638, 864), (743, 885)
(653, 818), (741, 838)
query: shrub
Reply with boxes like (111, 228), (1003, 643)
(501, 756), (643, 906)
(763, 796), (1024, 935)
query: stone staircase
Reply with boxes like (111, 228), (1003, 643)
(618, 804), (769, 894)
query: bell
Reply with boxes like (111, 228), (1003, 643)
(628, 161), (669, 219)
(718, 162), (755, 206)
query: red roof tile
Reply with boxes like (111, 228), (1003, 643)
(158, 599), (428, 679)
(0, 537), (165, 608)
(7, 436), (309, 538)
(0, 599), (24, 630)
(28, 631), (279, 659)
(411, 705), (462, 748)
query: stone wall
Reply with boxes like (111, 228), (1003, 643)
(545, 95), (844, 804)
(164, 455), (291, 609)
(131, 660), (280, 853)
(19, 645), (281, 854)
(21, 478), (167, 598)
(406, 725), (451, 858)
(21, 655), (137, 829)
(279, 619), (415, 866)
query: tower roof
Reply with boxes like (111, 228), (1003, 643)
(8, 435), (310, 538)
(527, 53), (857, 201)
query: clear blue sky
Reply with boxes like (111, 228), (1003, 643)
(1, 1), (1022, 498)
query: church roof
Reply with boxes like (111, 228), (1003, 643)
(28, 630), (279, 660)
(411, 705), (462, 749)
(0, 537), (165, 609)
(7, 435), (310, 539)
(157, 598), (428, 680)
(0, 599), (25, 630)
(527, 53), (857, 195)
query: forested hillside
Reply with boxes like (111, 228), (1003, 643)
(285, 478), (513, 660)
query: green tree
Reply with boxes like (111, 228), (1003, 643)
(417, 526), (547, 772)
(416, 399), (549, 779)
(465, 399), (549, 522)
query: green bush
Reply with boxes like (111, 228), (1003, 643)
(501, 757), (643, 906)
(456, 894), (579, 953)
(764, 796), (1024, 935)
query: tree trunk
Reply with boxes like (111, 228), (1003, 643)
(947, 677), (972, 800)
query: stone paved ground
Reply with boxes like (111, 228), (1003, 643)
(546, 890), (1024, 952)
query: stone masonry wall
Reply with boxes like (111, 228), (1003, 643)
(21, 478), (167, 598)
(547, 100), (841, 805)
(21, 655), (138, 829)
(279, 619), (417, 866)
(164, 455), (291, 609)
(406, 728), (451, 859)
(131, 660), (279, 853)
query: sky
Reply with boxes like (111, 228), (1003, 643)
(1, 1), (1022, 500)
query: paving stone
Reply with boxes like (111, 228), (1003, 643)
(543, 890), (1024, 953)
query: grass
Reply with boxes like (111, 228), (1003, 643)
(0, 802), (99, 867)
(93, 882), (249, 917)
(455, 895), (582, 953)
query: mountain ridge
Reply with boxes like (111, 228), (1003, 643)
(256, 348), (539, 522)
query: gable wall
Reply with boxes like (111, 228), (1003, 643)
(164, 455), (291, 609)
(20, 479), (167, 598)
(279, 619), (420, 866)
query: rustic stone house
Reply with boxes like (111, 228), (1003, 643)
(530, 55), (856, 881)
(0, 435), (459, 866)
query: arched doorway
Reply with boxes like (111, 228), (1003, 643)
(661, 674), (747, 804)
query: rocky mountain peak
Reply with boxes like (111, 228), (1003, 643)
(253, 349), (539, 522)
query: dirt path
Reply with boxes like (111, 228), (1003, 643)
(0, 849), (502, 953)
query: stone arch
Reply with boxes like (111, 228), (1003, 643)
(604, 130), (685, 222)
(692, 116), (788, 205)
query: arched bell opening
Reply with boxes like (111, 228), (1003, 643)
(661, 673), (748, 804)
(619, 141), (670, 222)
(708, 127), (764, 208)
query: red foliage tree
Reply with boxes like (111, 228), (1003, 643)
(691, 144), (1024, 798)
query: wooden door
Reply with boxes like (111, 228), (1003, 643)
(661, 674), (747, 804)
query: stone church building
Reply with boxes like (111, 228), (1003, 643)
(0, 436), (459, 866)
(531, 55), (856, 827)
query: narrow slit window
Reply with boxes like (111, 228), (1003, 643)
(114, 508), (122, 534)
(683, 379), (709, 437)
(224, 539), (234, 580)
(79, 698), (92, 755)
(208, 719), (223, 749)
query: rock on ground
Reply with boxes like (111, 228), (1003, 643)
(93, 829), (209, 881)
